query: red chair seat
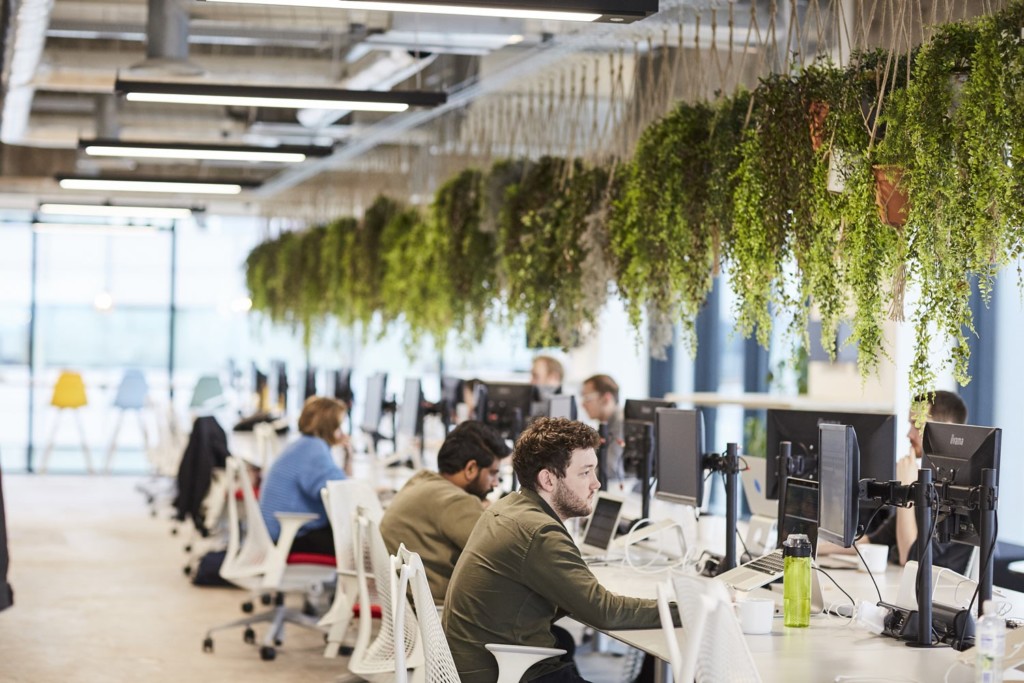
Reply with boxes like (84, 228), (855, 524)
(286, 552), (336, 566)
(352, 603), (383, 619)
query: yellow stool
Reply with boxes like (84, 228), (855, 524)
(41, 371), (93, 473)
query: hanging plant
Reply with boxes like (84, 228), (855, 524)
(432, 169), (499, 345)
(379, 207), (453, 348)
(349, 196), (402, 329)
(320, 216), (360, 327)
(497, 157), (610, 349)
(609, 100), (716, 357)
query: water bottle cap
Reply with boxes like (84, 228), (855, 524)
(783, 533), (812, 557)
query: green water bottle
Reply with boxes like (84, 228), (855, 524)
(783, 533), (812, 628)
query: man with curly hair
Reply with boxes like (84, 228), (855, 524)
(443, 417), (676, 683)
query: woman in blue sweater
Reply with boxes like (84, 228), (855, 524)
(259, 396), (348, 555)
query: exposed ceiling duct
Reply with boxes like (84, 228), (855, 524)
(1, 0), (56, 143)
(129, 0), (202, 76)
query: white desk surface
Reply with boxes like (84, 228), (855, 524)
(593, 563), (1024, 683)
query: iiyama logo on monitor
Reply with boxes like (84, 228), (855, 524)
(950, 434), (965, 446)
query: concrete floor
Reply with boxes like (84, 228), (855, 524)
(0, 474), (639, 683)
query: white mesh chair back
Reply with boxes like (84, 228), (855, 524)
(394, 548), (461, 683)
(671, 576), (761, 683)
(218, 456), (272, 583)
(252, 422), (278, 470)
(348, 510), (422, 682)
(323, 480), (384, 575)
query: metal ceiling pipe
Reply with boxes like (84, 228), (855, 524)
(95, 94), (121, 139)
(129, 0), (202, 75)
(0, 0), (56, 144)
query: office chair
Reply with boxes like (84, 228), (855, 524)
(204, 456), (336, 661)
(656, 576), (761, 683)
(105, 369), (150, 473)
(40, 370), (92, 473)
(319, 479), (385, 658)
(393, 547), (566, 683)
(348, 508), (423, 682)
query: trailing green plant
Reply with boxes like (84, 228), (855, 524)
(432, 169), (499, 345)
(609, 100), (716, 357)
(497, 156), (610, 349)
(349, 196), (403, 328)
(379, 207), (453, 348)
(320, 216), (360, 327)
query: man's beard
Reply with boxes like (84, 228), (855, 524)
(467, 474), (490, 501)
(551, 480), (592, 519)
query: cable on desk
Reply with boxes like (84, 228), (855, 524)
(853, 543), (883, 603)
(620, 518), (689, 574)
(853, 502), (888, 543)
(814, 566), (856, 615)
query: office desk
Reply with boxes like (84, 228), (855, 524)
(593, 564), (1024, 682)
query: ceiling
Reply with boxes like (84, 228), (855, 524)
(0, 0), (978, 221)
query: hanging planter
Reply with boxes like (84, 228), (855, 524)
(871, 164), (910, 227)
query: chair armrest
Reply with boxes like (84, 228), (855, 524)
(262, 512), (320, 587)
(484, 644), (566, 683)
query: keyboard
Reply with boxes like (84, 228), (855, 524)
(746, 550), (784, 575)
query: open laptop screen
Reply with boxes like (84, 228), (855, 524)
(582, 495), (623, 552)
(777, 478), (819, 555)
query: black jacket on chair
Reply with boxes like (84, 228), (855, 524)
(0, 459), (12, 612)
(173, 416), (230, 534)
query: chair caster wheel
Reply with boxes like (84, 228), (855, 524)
(260, 594), (273, 606)
(338, 645), (354, 656)
(183, 566), (191, 576)
(171, 528), (178, 536)
(242, 601), (254, 613)
(202, 638), (214, 653)
(243, 627), (256, 644)
(274, 638), (283, 646)
(184, 544), (192, 552)
(259, 646), (276, 661)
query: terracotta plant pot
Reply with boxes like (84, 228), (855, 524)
(808, 100), (829, 152)
(872, 165), (910, 227)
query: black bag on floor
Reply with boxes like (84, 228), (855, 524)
(191, 550), (232, 587)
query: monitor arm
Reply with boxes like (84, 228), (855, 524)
(703, 443), (742, 572)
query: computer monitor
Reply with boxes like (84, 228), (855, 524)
(765, 409), (896, 503)
(253, 365), (269, 411)
(817, 424), (860, 548)
(303, 366), (317, 400)
(398, 378), (423, 438)
(272, 361), (288, 412)
(361, 372), (387, 435)
(654, 408), (705, 508)
(622, 399), (676, 477)
(333, 368), (354, 405)
(922, 422), (1001, 547)
(777, 477), (819, 554)
(481, 382), (535, 439)
(440, 376), (464, 426)
(546, 395), (577, 420)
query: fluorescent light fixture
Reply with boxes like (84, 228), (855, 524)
(199, 0), (659, 22)
(115, 79), (447, 111)
(38, 203), (194, 219)
(79, 139), (330, 163)
(57, 175), (255, 195)
(32, 222), (163, 235)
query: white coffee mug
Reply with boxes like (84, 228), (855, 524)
(858, 543), (889, 574)
(735, 598), (775, 635)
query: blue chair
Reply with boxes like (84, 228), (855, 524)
(190, 375), (227, 412)
(105, 370), (150, 473)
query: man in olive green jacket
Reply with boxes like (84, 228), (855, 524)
(443, 418), (676, 683)
(380, 421), (509, 601)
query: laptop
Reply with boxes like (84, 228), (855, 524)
(578, 494), (625, 559)
(717, 478), (819, 592)
(741, 458), (779, 555)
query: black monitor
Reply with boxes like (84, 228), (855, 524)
(765, 409), (896, 502)
(622, 399), (676, 477)
(922, 422), (1001, 547)
(303, 366), (317, 400)
(273, 360), (288, 412)
(817, 424), (860, 548)
(440, 376), (464, 425)
(398, 378), (424, 438)
(546, 395), (577, 420)
(654, 408), (705, 508)
(333, 368), (354, 405)
(361, 372), (387, 434)
(777, 477), (819, 554)
(481, 382), (535, 439)
(253, 365), (269, 411)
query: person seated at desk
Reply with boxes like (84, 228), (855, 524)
(443, 417), (677, 683)
(259, 396), (349, 555)
(380, 421), (510, 602)
(531, 355), (564, 395)
(821, 391), (973, 575)
(580, 374), (623, 485)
